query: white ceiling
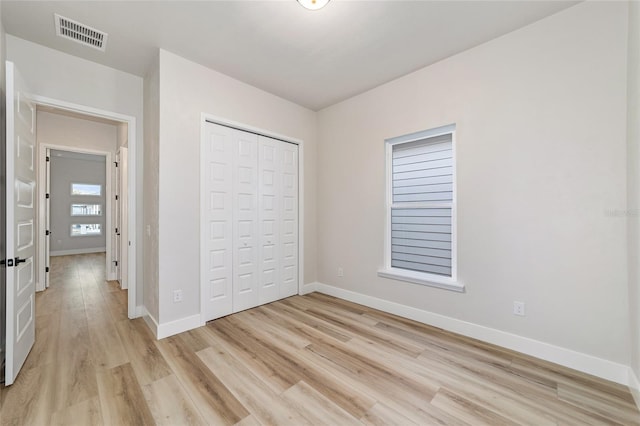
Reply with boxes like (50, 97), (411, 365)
(1, 1), (578, 111)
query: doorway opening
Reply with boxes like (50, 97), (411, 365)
(36, 106), (131, 304)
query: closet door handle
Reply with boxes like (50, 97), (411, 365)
(14, 257), (27, 265)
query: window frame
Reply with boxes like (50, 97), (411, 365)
(378, 123), (464, 292)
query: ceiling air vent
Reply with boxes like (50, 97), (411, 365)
(54, 13), (108, 52)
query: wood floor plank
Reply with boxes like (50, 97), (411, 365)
(142, 374), (206, 426)
(96, 363), (155, 426)
(50, 396), (103, 426)
(273, 299), (352, 342)
(52, 307), (99, 411)
(281, 380), (362, 426)
(155, 334), (250, 425)
(210, 316), (376, 418)
(115, 317), (172, 386)
(360, 402), (420, 426)
(205, 318), (301, 392)
(197, 346), (313, 426)
(430, 388), (514, 426)
(82, 280), (129, 370)
(0, 362), (57, 425)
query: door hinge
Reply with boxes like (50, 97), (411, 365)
(46, 156), (50, 162)
(115, 195), (118, 201)
(46, 230), (50, 236)
(46, 266), (50, 273)
(45, 193), (50, 199)
(115, 227), (119, 234)
(113, 260), (118, 267)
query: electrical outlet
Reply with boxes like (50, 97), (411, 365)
(173, 289), (183, 303)
(337, 267), (344, 277)
(513, 301), (525, 316)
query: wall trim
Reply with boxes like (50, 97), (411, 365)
(300, 281), (318, 295)
(629, 368), (640, 411)
(157, 314), (204, 340)
(50, 247), (106, 257)
(314, 282), (631, 386)
(141, 307), (159, 339)
(134, 305), (145, 318)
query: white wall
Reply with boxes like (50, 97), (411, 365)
(157, 49), (317, 325)
(6, 35), (144, 308)
(50, 154), (107, 254)
(37, 110), (118, 153)
(627, 0), (640, 389)
(317, 1), (630, 367)
(144, 54), (160, 322)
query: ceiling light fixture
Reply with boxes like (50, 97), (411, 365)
(297, 0), (330, 11)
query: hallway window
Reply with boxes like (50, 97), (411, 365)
(71, 223), (102, 236)
(71, 204), (102, 216)
(71, 183), (102, 196)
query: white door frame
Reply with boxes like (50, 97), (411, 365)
(199, 113), (305, 325)
(38, 145), (113, 284)
(32, 95), (138, 319)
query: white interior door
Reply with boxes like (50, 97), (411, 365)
(113, 152), (120, 284)
(280, 142), (299, 298)
(5, 61), (36, 386)
(118, 147), (129, 290)
(258, 136), (281, 305)
(202, 123), (234, 321)
(232, 129), (259, 312)
(44, 148), (50, 288)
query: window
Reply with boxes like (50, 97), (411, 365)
(71, 183), (102, 196)
(70, 223), (102, 237)
(71, 204), (102, 216)
(378, 124), (463, 292)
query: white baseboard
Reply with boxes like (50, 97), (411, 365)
(300, 281), (319, 295)
(156, 314), (204, 340)
(629, 368), (640, 411)
(135, 305), (145, 318)
(50, 247), (106, 256)
(314, 282), (630, 386)
(141, 307), (159, 338)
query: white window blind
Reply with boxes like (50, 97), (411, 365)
(391, 133), (453, 277)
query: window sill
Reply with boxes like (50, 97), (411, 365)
(377, 268), (465, 293)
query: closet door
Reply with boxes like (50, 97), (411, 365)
(280, 142), (299, 298)
(232, 130), (260, 312)
(258, 136), (280, 304)
(202, 123), (234, 322)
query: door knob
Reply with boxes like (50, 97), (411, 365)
(14, 257), (26, 265)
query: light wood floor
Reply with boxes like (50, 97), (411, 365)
(1, 254), (638, 425)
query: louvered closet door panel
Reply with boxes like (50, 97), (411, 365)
(203, 123), (234, 321)
(233, 129), (260, 312)
(258, 136), (280, 305)
(280, 142), (298, 298)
